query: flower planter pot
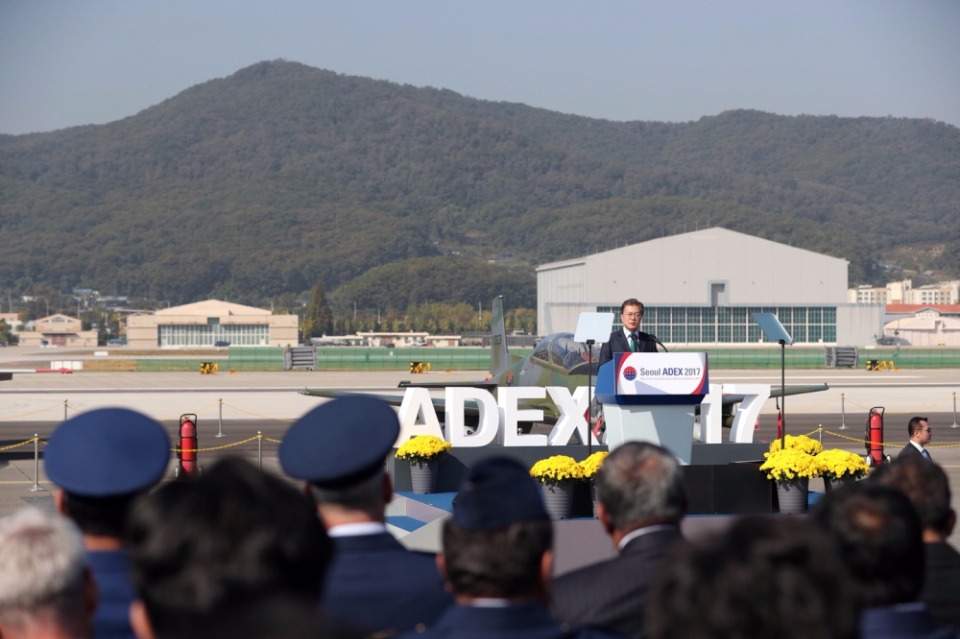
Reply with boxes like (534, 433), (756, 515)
(409, 460), (439, 494)
(776, 478), (809, 514)
(822, 475), (858, 493)
(541, 483), (574, 520)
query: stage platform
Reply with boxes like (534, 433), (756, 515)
(386, 443), (793, 575)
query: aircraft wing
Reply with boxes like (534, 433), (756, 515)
(723, 383), (829, 403)
(300, 382), (829, 427)
(398, 380), (500, 390)
(299, 387), (487, 421)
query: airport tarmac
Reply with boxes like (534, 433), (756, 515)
(2, 365), (959, 548)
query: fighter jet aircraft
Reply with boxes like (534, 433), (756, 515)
(300, 297), (828, 430)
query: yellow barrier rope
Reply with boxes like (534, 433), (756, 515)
(0, 436), (40, 452)
(171, 435), (264, 454)
(784, 396), (838, 412)
(806, 426), (960, 451)
(0, 402), (68, 420)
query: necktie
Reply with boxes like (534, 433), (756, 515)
(922, 449), (932, 461)
(629, 334), (638, 352)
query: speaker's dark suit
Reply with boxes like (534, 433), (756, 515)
(322, 532), (451, 636)
(922, 541), (960, 629)
(550, 527), (685, 639)
(598, 330), (658, 367)
(898, 443), (930, 461)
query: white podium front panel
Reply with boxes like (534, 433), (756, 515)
(604, 404), (695, 464)
(615, 352), (708, 397)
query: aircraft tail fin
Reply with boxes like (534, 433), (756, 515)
(490, 296), (509, 376)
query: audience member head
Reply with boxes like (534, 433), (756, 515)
(870, 457), (955, 541)
(126, 457), (331, 639)
(811, 482), (924, 608)
(280, 397), (399, 524)
(595, 441), (686, 536)
(441, 457), (552, 603)
(0, 507), (97, 639)
(647, 516), (858, 639)
(45, 407), (170, 539)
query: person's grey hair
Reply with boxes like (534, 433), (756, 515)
(595, 442), (686, 529)
(310, 468), (385, 518)
(0, 507), (88, 633)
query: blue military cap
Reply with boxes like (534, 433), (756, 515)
(452, 456), (549, 531)
(280, 396), (399, 487)
(45, 408), (171, 498)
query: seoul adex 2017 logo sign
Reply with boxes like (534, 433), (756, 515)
(615, 353), (708, 396)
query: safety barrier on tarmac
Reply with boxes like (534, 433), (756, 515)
(4, 391), (960, 493)
(67, 346), (960, 373)
(805, 425), (960, 453)
(865, 359), (897, 372)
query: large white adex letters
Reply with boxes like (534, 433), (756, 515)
(445, 387), (499, 447)
(397, 388), (445, 445)
(394, 386), (598, 448)
(497, 387), (547, 447)
(697, 384), (724, 444)
(724, 384), (769, 443)
(546, 386), (598, 446)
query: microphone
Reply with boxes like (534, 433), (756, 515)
(650, 334), (669, 352)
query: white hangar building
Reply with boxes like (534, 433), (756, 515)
(125, 299), (298, 348)
(536, 227), (883, 346)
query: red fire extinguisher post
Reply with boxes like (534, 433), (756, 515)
(177, 414), (200, 479)
(865, 407), (887, 467)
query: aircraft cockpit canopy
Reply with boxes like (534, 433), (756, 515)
(531, 333), (601, 376)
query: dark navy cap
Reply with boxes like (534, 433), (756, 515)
(452, 457), (549, 531)
(45, 408), (171, 498)
(280, 396), (399, 487)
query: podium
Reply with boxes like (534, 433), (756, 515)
(596, 352), (708, 464)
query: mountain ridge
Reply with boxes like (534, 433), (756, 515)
(1, 59), (958, 309)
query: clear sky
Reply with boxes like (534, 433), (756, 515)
(1, 0), (958, 135)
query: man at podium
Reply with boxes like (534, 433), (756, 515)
(599, 298), (658, 366)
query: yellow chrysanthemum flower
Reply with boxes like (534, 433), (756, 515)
(530, 455), (585, 487)
(579, 451), (609, 479)
(815, 449), (869, 480)
(760, 448), (822, 482)
(395, 435), (452, 464)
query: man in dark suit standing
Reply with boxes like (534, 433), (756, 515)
(399, 457), (622, 639)
(280, 397), (451, 637)
(551, 442), (687, 639)
(898, 416), (934, 461)
(599, 299), (658, 367)
(871, 458), (960, 629)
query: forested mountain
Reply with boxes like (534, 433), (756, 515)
(1, 59), (958, 312)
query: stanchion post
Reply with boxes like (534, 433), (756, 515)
(217, 398), (224, 438)
(257, 431), (262, 469)
(817, 424), (823, 444)
(64, 399), (68, 422)
(839, 393), (847, 430)
(31, 434), (41, 492)
(952, 392), (958, 429)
